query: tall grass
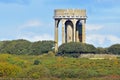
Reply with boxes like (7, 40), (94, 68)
(0, 53), (120, 80)
(80, 54), (117, 59)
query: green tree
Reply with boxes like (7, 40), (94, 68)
(0, 39), (31, 54)
(0, 40), (54, 55)
(108, 44), (120, 54)
(96, 47), (108, 54)
(58, 42), (96, 57)
(29, 41), (54, 55)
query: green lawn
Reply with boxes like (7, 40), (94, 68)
(0, 53), (120, 80)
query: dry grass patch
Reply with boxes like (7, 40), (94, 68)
(80, 54), (117, 59)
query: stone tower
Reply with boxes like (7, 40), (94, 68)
(54, 9), (87, 52)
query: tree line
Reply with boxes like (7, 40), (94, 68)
(58, 42), (120, 57)
(0, 39), (120, 56)
(0, 39), (54, 55)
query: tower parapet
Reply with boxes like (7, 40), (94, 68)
(54, 9), (87, 19)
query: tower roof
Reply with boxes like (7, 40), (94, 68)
(54, 9), (87, 19)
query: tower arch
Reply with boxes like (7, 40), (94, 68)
(76, 20), (82, 42)
(65, 20), (74, 43)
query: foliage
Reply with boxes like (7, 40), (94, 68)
(96, 47), (108, 54)
(29, 41), (54, 55)
(0, 54), (120, 80)
(33, 59), (41, 65)
(18, 65), (51, 79)
(108, 44), (120, 54)
(58, 42), (96, 57)
(0, 39), (31, 54)
(0, 62), (21, 77)
(0, 39), (54, 55)
(0, 39), (120, 56)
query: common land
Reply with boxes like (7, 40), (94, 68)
(0, 39), (120, 80)
(0, 53), (120, 80)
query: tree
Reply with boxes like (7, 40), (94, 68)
(58, 42), (96, 57)
(96, 47), (108, 54)
(0, 40), (54, 55)
(0, 39), (31, 54)
(29, 41), (54, 55)
(108, 44), (120, 54)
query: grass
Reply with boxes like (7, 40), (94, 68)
(0, 53), (120, 80)
(80, 54), (117, 59)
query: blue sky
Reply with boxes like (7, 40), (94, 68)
(0, 0), (120, 47)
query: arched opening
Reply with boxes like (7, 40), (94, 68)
(65, 20), (74, 43)
(76, 20), (82, 42)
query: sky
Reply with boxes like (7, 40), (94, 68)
(0, 0), (120, 47)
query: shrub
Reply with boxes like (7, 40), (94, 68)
(58, 42), (96, 57)
(20, 65), (50, 78)
(29, 41), (54, 55)
(0, 62), (21, 77)
(108, 44), (120, 54)
(96, 47), (108, 54)
(33, 60), (41, 65)
(0, 40), (54, 55)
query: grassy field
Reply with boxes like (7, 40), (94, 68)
(0, 53), (120, 80)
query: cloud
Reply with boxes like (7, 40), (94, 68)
(0, 0), (29, 4)
(0, 38), (13, 41)
(86, 34), (120, 47)
(22, 20), (42, 27)
(18, 20), (43, 30)
(86, 24), (103, 31)
(16, 19), (54, 42)
(107, 35), (120, 43)
(17, 33), (53, 41)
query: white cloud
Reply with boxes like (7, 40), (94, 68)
(86, 24), (103, 31)
(87, 34), (105, 45)
(0, 38), (13, 41)
(16, 20), (54, 42)
(86, 34), (120, 47)
(16, 20), (43, 33)
(18, 33), (53, 41)
(107, 35), (120, 43)
(20, 20), (42, 29)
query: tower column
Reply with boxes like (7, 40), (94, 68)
(54, 19), (59, 52)
(81, 20), (86, 43)
(62, 19), (65, 44)
(72, 19), (77, 42)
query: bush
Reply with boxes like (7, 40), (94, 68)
(58, 42), (96, 57)
(33, 60), (41, 65)
(20, 65), (50, 78)
(0, 39), (54, 55)
(0, 39), (31, 55)
(0, 62), (21, 77)
(96, 47), (108, 54)
(29, 41), (54, 55)
(108, 44), (120, 54)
